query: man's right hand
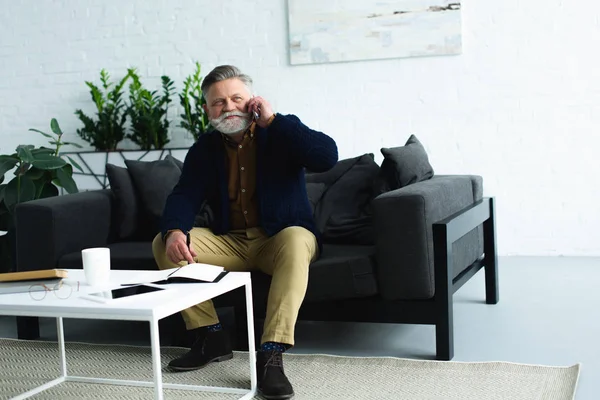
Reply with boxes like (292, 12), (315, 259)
(165, 231), (197, 264)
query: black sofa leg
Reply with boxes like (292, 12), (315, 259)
(484, 197), (499, 305)
(435, 316), (453, 361)
(435, 280), (454, 361)
(433, 224), (454, 361)
(17, 316), (40, 340)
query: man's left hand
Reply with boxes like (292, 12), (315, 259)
(247, 96), (274, 128)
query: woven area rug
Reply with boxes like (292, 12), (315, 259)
(0, 338), (579, 400)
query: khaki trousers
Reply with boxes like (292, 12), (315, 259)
(152, 226), (317, 346)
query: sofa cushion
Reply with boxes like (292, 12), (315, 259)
(247, 244), (378, 305)
(125, 159), (182, 240)
(380, 134), (434, 190)
(307, 154), (380, 245)
(106, 163), (138, 240)
(166, 154), (184, 170)
(306, 182), (327, 214)
(304, 244), (378, 302)
(58, 242), (156, 271)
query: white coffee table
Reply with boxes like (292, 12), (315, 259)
(0, 269), (257, 400)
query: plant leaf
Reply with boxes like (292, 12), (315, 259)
(66, 156), (84, 173)
(62, 141), (83, 148)
(0, 155), (19, 177)
(56, 166), (78, 194)
(31, 147), (55, 156)
(39, 182), (59, 199)
(30, 154), (67, 170)
(4, 176), (36, 211)
(24, 167), (45, 180)
(50, 118), (63, 135)
(16, 145), (35, 164)
(28, 128), (53, 139)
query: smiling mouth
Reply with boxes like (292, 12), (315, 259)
(225, 115), (240, 120)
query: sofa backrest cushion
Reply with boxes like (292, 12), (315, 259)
(105, 163), (139, 239)
(306, 182), (328, 213)
(125, 158), (182, 241)
(108, 153), (380, 243)
(380, 134), (434, 190)
(165, 154), (183, 170)
(307, 154), (380, 245)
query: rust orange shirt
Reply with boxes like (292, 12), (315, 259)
(222, 122), (259, 230)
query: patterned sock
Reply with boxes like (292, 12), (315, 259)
(260, 342), (288, 353)
(206, 323), (222, 332)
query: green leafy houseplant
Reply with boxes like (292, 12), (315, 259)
(0, 119), (83, 272)
(75, 69), (132, 151)
(127, 69), (175, 150)
(179, 62), (210, 140)
(0, 118), (83, 225)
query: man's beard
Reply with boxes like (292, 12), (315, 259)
(210, 111), (252, 135)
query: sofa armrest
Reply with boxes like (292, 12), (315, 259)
(15, 190), (113, 272)
(372, 175), (483, 301)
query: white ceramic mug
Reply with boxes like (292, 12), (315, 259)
(81, 247), (111, 286)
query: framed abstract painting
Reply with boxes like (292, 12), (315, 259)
(288, 0), (462, 65)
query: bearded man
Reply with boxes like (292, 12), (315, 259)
(152, 65), (338, 399)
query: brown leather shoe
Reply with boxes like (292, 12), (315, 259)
(257, 350), (294, 399)
(168, 328), (233, 371)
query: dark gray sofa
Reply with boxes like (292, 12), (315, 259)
(13, 151), (498, 361)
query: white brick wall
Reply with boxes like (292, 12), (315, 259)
(1, 0), (599, 256)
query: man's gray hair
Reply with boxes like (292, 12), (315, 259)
(201, 65), (253, 98)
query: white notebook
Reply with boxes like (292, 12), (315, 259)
(137, 263), (228, 285)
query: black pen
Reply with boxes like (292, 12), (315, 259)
(186, 231), (191, 265)
(167, 265), (182, 278)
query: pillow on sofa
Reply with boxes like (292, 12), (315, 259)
(125, 159), (182, 240)
(166, 154), (184, 170)
(306, 182), (327, 214)
(307, 154), (380, 245)
(380, 134), (434, 190)
(106, 163), (139, 239)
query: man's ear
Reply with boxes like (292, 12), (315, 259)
(202, 104), (208, 115)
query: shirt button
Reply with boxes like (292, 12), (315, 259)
(241, 188), (246, 193)
(239, 145), (243, 149)
(240, 166), (245, 171)
(243, 210), (248, 215)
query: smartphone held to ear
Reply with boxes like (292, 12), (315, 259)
(250, 96), (260, 120)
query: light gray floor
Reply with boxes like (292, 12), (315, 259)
(0, 256), (597, 399)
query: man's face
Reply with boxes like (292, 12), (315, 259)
(203, 78), (252, 134)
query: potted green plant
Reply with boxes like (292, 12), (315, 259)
(0, 118), (83, 272)
(179, 62), (210, 140)
(75, 68), (132, 151)
(126, 68), (175, 150)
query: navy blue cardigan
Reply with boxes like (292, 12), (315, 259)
(160, 114), (338, 244)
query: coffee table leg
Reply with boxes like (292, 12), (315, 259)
(57, 317), (67, 377)
(150, 319), (164, 400)
(245, 280), (257, 395)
